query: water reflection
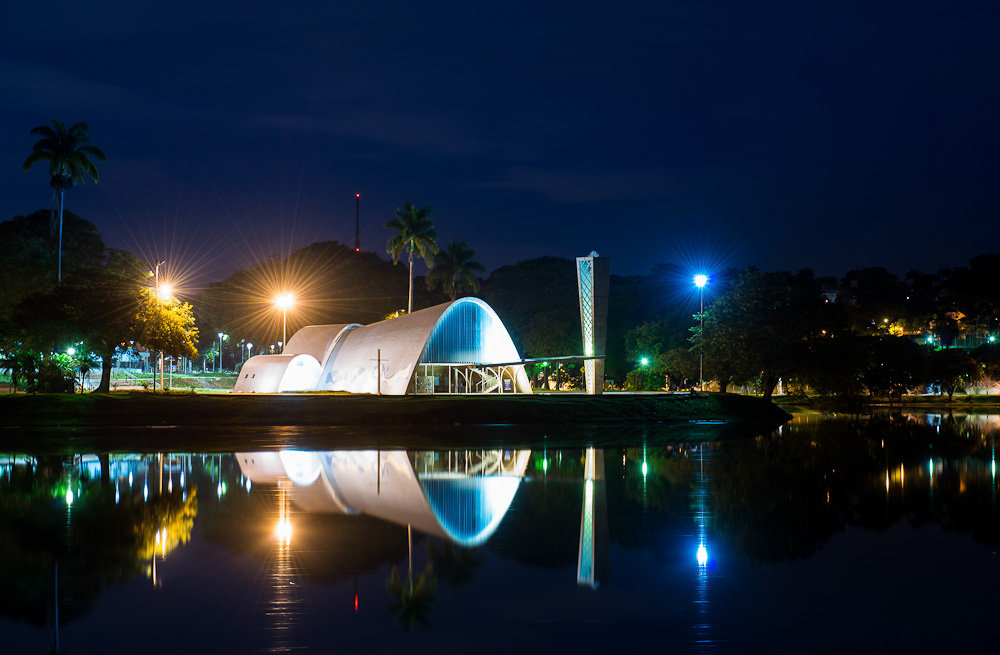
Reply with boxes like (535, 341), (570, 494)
(0, 452), (197, 652)
(3, 412), (1000, 652)
(237, 450), (532, 547)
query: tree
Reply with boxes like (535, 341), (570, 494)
(425, 239), (485, 301)
(426, 540), (482, 589)
(132, 288), (199, 367)
(926, 348), (977, 401)
(659, 347), (698, 390)
(972, 343), (1000, 380)
(196, 241), (409, 350)
(73, 249), (150, 393)
(385, 203), (439, 314)
(384, 563), (437, 629)
(22, 121), (106, 285)
(700, 269), (826, 401)
(479, 257), (579, 358)
(0, 210), (105, 318)
(860, 336), (926, 398)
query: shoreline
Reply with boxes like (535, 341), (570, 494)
(0, 390), (790, 429)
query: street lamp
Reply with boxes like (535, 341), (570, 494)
(275, 294), (294, 352)
(694, 274), (708, 392)
(152, 260), (168, 391)
(218, 332), (226, 372)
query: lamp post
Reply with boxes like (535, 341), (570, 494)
(694, 274), (708, 391)
(640, 357), (649, 392)
(275, 294), (294, 353)
(218, 333), (225, 372)
(153, 260), (166, 391)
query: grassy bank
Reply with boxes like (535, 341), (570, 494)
(776, 393), (1000, 411)
(0, 391), (789, 428)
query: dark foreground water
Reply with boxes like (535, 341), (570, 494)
(2, 410), (999, 654)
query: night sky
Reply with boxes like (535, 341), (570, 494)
(2, 0), (997, 289)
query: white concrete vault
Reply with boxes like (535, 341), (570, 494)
(233, 298), (532, 395)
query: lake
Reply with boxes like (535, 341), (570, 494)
(1, 409), (998, 653)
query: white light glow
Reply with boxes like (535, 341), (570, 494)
(696, 544), (708, 566)
(694, 274), (708, 288)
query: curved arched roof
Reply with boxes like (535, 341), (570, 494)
(284, 324), (361, 367)
(317, 298), (528, 395)
(233, 354), (321, 393)
(235, 298), (529, 395)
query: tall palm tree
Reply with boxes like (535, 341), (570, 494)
(425, 239), (486, 301)
(22, 120), (106, 285)
(385, 202), (439, 313)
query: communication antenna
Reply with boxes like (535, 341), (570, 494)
(355, 193), (360, 252)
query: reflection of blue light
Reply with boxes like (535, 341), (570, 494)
(642, 460), (648, 477)
(66, 488), (74, 506)
(422, 476), (522, 547)
(543, 458), (548, 473)
(115, 483), (120, 504)
(217, 482), (223, 498)
(697, 544), (708, 567)
(143, 483), (148, 502)
(246, 478), (252, 492)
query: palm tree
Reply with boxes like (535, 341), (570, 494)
(22, 120), (106, 285)
(425, 239), (486, 301)
(385, 202), (439, 313)
(384, 524), (438, 629)
(384, 563), (437, 629)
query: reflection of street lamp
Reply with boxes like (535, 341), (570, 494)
(275, 294), (294, 352)
(694, 274), (708, 391)
(276, 481), (292, 544)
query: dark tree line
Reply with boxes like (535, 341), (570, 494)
(0, 211), (199, 392)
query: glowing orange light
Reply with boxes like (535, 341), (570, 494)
(355, 594), (359, 611)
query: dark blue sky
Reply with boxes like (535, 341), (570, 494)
(1, 0), (997, 287)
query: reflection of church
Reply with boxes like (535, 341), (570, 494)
(238, 450), (532, 546)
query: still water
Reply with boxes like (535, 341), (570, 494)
(1, 410), (998, 653)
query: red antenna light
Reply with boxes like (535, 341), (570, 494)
(354, 594), (359, 611)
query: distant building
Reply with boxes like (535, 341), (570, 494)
(233, 297), (532, 395)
